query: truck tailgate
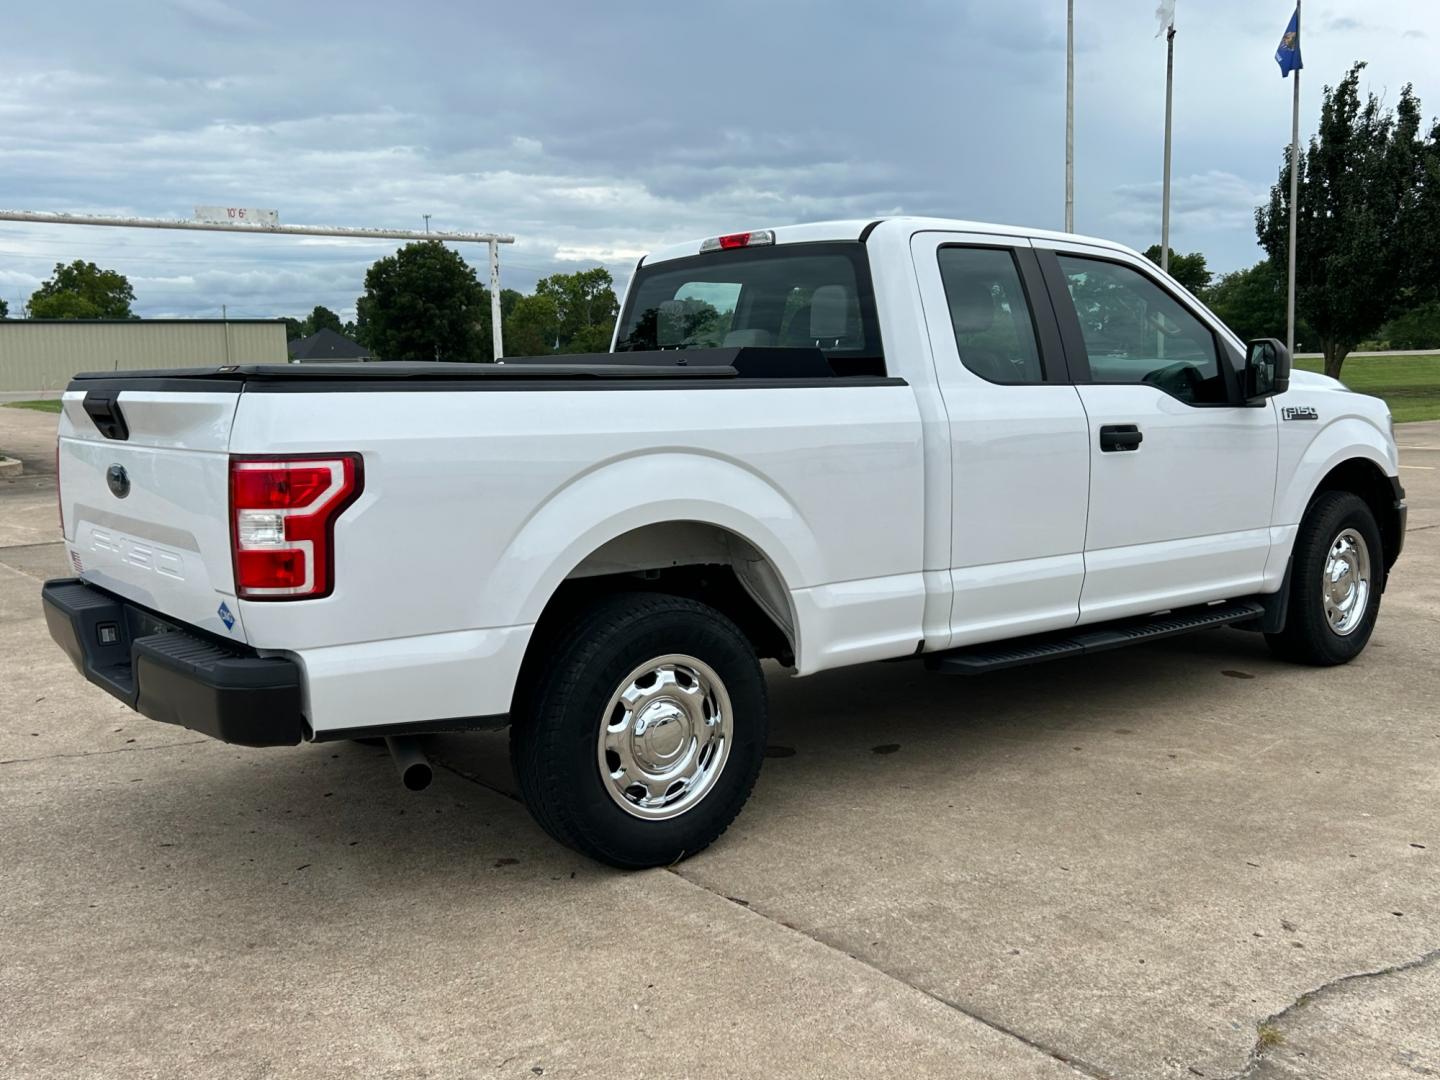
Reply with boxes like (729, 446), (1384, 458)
(59, 389), (246, 641)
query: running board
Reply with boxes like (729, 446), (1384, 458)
(925, 599), (1266, 676)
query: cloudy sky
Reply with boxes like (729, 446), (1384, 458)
(2, 0), (1437, 320)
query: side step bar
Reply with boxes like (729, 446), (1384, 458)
(925, 599), (1266, 676)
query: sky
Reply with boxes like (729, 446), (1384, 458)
(1, 0), (1437, 321)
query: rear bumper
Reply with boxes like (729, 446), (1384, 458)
(41, 578), (307, 747)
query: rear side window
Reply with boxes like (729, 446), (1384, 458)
(937, 247), (1045, 384)
(616, 242), (883, 375)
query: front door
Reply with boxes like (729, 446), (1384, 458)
(911, 232), (1091, 647)
(1038, 245), (1279, 623)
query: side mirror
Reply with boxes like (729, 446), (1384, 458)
(1245, 338), (1291, 401)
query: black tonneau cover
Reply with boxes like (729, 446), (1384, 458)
(67, 347), (839, 392)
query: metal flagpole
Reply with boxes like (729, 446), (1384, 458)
(1161, 24), (1175, 273)
(1066, 0), (1075, 232)
(1286, 0), (1302, 356)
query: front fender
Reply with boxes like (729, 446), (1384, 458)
(478, 450), (822, 628)
(1276, 414), (1396, 527)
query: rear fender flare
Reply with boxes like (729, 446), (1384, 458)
(478, 450), (820, 633)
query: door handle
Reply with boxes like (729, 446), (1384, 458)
(1099, 424), (1143, 452)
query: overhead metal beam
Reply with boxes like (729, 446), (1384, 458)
(1, 209), (516, 357)
(0, 209), (513, 245)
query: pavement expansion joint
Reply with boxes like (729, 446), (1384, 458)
(1, 736), (209, 766)
(665, 868), (1109, 1079)
(1221, 946), (1440, 1080)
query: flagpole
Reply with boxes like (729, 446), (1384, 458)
(1286, 1), (1301, 356)
(1065, 0), (1075, 232)
(1161, 24), (1175, 273)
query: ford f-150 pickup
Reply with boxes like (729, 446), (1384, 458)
(42, 218), (1407, 867)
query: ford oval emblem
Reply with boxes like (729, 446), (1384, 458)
(106, 464), (131, 499)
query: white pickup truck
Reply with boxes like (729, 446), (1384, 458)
(43, 218), (1406, 867)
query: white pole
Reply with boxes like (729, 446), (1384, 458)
(1065, 0), (1075, 232)
(1161, 25), (1175, 274)
(489, 238), (504, 360)
(0, 209), (513, 246)
(1286, 7), (1301, 357)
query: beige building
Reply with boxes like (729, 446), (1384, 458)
(0, 319), (288, 393)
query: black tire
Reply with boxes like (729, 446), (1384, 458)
(1266, 491), (1383, 666)
(510, 592), (767, 868)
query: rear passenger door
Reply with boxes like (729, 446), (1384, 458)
(1036, 244), (1278, 622)
(911, 232), (1091, 647)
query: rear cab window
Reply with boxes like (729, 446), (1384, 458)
(615, 242), (885, 376)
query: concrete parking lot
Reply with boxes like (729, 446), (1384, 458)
(2, 403), (1436, 1080)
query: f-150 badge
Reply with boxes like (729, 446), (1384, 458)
(1282, 406), (1319, 421)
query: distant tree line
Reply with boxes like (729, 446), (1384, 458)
(348, 241), (619, 361)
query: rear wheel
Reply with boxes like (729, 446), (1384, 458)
(1266, 492), (1383, 666)
(510, 593), (767, 868)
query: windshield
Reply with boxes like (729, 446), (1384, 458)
(615, 241), (884, 376)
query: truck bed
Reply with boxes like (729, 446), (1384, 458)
(65, 347), (874, 391)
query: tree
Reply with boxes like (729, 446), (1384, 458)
(0, 297), (8, 319)
(304, 305), (344, 336)
(503, 293), (560, 357)
(1143, 246), (1212, 295)
(1381, 299), (1440, 350)
(355, 242), (487, 362)
(28, 260), (136, 319)
(1256, 63), (1436, 377)
(1205, 259), (1297, 344)
(282, 317), (305, 341)
(533, 267), (619, 354)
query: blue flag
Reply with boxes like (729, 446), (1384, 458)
(1276, 7), (1303, 76)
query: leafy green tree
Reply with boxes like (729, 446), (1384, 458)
(28, 260), (136, 319)
(1256, 63), (1435, 377)
(304, 305), (344, 336)
(1380, 299), (1440, 350)
(533, 267), (619, 354)
(0, 297), (8, 319)
(283, 317), (305, 340)
(1206, 259), (1284, 343)
(503, 293), (560, 357)
(356, 242), (487, 362)
(1143, 246), (1212, 295)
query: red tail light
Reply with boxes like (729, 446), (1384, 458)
(229, 454), (363, 600)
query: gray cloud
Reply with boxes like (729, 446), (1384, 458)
(2, 0), (1437, 319)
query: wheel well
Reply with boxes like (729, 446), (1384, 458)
(511, 524), (796, 715)
(1312, 458), (1401, 573)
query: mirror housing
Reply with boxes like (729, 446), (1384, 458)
(1244, 338), (1291, 401)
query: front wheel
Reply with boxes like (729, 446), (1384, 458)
(510, 593), (767, 868)
(1266, 491), (1383, 666)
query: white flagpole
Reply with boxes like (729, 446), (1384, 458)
(1286, 1), (1302, 355)
(1066, 0), (1075, 232)
(1161, 23), (1175, 273)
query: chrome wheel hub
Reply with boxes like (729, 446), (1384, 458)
(597, 654), (733, 821)
(1323, 528), (1371, 637)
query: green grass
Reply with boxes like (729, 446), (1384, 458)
(1295, 354), (1440, 423)
(3, 399), (63, 414)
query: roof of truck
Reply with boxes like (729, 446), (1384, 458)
(640, 217), (1136, 266)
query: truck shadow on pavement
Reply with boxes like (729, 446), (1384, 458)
(61, 625), (1297, 896)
